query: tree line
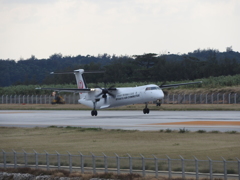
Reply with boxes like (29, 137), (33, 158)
(1, 48), (240, 87)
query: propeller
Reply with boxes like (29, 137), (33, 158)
(159, 82), (168, 95)
(159, 82), (166, 88)
(96, 85), (116, 103)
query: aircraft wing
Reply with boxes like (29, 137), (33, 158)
(160, 81), (202, 89)
(36, 87), (93, 93)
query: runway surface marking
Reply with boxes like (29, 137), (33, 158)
(147, 121), (240, 126)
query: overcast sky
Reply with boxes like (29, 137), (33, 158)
(0, 0), (239, 60)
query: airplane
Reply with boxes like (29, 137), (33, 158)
(37, 69), (202, 116)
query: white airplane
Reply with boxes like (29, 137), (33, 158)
(37, 69), (202, 116)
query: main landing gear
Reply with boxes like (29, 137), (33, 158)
(91, 101), (98, 116)
(143, 103), (150, 114)
(91, 109), (98, 116)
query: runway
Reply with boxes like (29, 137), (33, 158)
(1, 110), (240, 132)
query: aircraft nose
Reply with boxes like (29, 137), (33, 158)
(157, 90), (164, 99)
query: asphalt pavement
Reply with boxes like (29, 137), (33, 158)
(1, 110), (240, 132)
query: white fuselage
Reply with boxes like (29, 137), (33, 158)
(78, 84), (164, 109)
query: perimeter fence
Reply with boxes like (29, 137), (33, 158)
(1, 93), (240, 104)
(1, 150), (240, 179)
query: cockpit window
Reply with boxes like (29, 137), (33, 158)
(145, 86), (160, 91)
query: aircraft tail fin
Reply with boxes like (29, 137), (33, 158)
(50, 69), (104, 98)
(74, 69), (87, 89)
(74, 69), (105, 98)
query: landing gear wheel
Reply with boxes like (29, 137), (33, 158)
(143, 108), (150, 114)
(91, 110), (98, 116)
(143, 109), (146, 114)
(146, 108), (150, 114)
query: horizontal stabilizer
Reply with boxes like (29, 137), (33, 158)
(35, 87), (92, 93)
(50, 70), (105, 75)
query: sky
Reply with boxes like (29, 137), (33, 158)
(0, 0), (239, 60)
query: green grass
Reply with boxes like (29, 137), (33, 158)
(0, 126), (240, 160)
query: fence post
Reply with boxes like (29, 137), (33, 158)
(237, 158), (240, 180)
(75, 93), (78, 104)
(23, 150), (28, 167)
(6, 95), (8, 104)
(235, 93), (237, 104)
(228, 93), (231, 104)
(68, 151), (72, 173)
(36, 95), (38, 104)
(56, 151), (60, 170)
(211, 93), (214, 104)
(44, 151), (49, 171)
(91, 152), (96, 174)
(13, 149), (17, 169)
(166, 155), (172, 179)
(40, 95), (42, 104)
(33, 149), (38, 169)
(115, 153), (120, 175)
(223, 93), (225, 104)
(102, 152), (108, 173)
(31, 95), (33, 104)
(2, 150), (6, 168)
(127, 153), (132, 174)
(18, 95), (21, 104)
(140, 154), (145, 177)
(10, 95), (12, 104)
(206, 93), (208, 104)
(222, 157), (227, 180)
(208, 157), (213, 180)
(200, 94), (202, 104)
(72, 94), (74, 104)
(153, 155), (158, 178)
(49, 95), (51, 104)
(189, 94), (191, 104)
(79, 152), (84, 173)
(194, 156), (199, 180)
(23, 95), (25, 104)
(69, 95), (71, 104)
(183, 94), (186, 104)
(180, 155), (185, 179)
(1, 95), (4, 104)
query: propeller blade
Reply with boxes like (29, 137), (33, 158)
(108, 85), (116, 90)
(159, 81), (166, 88)
(95, 85), (117, 103)
(108, 91), (115, 98)
(96, 92), (103, 97)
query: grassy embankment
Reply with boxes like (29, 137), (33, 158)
(1, 126), (239, 160)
